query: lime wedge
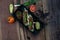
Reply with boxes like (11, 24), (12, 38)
(9, 3), (14, 14)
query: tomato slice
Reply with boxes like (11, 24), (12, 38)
(30, 5), (36, 12)
(8, 16), (15, 24)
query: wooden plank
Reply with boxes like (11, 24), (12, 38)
(42, 0), (49, 13)
(45, 0), (60, 40)
(0, 19), (2, 40)
(16, 22), (21, 40)
(31, 29), (45, 40)
(23, 27), (28, 40)
(19, 25), (25, 40)
(0, 0), (19, 40)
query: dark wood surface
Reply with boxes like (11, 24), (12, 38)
(45, 0), (60, 40)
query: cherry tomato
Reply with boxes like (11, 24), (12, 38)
(30, 5), (36, 12)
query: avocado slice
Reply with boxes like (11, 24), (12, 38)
(35, 22), (40, 30)
(23, 9), (28, 26)
(16, 11), (22, 19)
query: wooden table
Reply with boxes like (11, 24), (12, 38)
(0, 0), (60, 40)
